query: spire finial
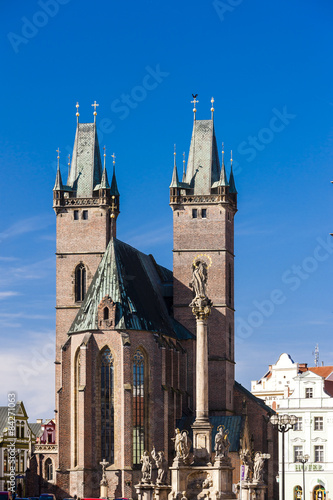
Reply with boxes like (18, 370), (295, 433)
(56, 147), (60, 170)
(91, 101), (99, 123)
(68, 154), (71, 178)
(230, 150), (233, 167)
(191, 94), (199, 119)
(111, 152), (116, 166)
(174, 144), (176, 166)
(103, 146), (106, 169)
(211, 97), (215, 119)
(182, 152), (186, 182)
(222, 142), (224, 166)
(76, 102), (80, 123)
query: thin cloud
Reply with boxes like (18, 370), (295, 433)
(0, 215), (54, 243)
(0, 291), (20, 299)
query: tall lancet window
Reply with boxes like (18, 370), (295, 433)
(75, 263), (86, 302)
(101, 348), (114, 463)
(133, 349), (147, 465)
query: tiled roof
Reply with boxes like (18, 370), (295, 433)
(308, 366), (333, 378)
(67, 122), (103, 197)
(68, 238), (194, 340)
(185, 119), (220, 194)
(177, 415), (245, 452)
(29, 423), (43, 438)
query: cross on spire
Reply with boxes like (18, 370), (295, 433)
(211, 97), (215, 119)
(91, 101), (99, 122)
(230, 150), (233, 166)
(191, 95), (199, 117)
(111, 152), (116, 165)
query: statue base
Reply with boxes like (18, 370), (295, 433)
(169, 461), (236, 500)
(191, 419), (212, 465)
(100, 483), (108, 499)
(135, 482), (155, 500)
(155, 484), (171, 500)
(239, 481), (267, 500)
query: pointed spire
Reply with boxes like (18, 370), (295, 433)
(170, 145), (180, 188)
(53, 148), (63, 190)
(229, 150), (237, 194)
(218, 142), (229, 187)
(182, 152), (186, 182)
(110, 154), (119, 196)
(100, 146), (110, 189)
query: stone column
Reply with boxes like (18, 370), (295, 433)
(189, 257), (213, 464)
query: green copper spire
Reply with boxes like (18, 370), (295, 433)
(169, 147), (181, 188)
(110, 165), (119, 196)
(53, 148), (64, 190)
(228, 151), (237, 194)
(218, 143), (229, 187)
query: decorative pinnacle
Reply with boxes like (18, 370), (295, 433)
(191, 94), (199, 117)
(183, 152), (186, 178)
(211, 97), (215, 118)
(103, 146), (106, 169)
(111, 152), (116, 166)
(76, 102), (80, 123)
(68, 154), (71, 178)
(174, 144), (176, 166)
(56, 147), (60, 170)
(91, 100), (99, 122)
(230, 150), (233, 166)
(222, 142), (224, 165)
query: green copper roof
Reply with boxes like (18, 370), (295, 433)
(53, 166), (63, 191)
(67, 122), (103, 197)
(68, 238), (193, 339)
(170, 161), (181, 188)
(229, 165), (237, 193)
(185, 119), (221, 194)
(110, 166), (119, 196)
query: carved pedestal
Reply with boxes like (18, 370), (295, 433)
(239, 482), (267, 500)
(155, 484), (172, 500)
(100, 483), (108, 499)
(169, 462), (236, 500)
(135, 483), (155, 500)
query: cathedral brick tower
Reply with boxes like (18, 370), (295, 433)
(170, 100), (237, 415)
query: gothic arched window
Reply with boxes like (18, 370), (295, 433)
(75, 263), (86, 302)
(45, 458), (53, 481)
(101, 348), (114, 464)
(133, 349), (147, 465)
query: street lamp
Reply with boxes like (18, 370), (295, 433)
(270, 414), (297, 500)
(297, 454), (309, 500)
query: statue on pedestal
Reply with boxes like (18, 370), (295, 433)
(140, 450), (152, 484)
(151, 447), (168, 485)
(172, 428), (192, 463)
(214, 425), (230, 460)
(189, 259), (213, 314)
(253, 452), (270, 483)
(240, 448), (253, 482)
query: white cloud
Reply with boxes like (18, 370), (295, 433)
(0, 291), (20, 299)
(0, 331), (55, 421)
(0, 215), (54, 243)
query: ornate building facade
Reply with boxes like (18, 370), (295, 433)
(52, 102), (277, 500)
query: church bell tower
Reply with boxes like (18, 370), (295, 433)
(170, 98), (237, 414)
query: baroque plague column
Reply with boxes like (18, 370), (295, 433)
(169, 258), (236, 500)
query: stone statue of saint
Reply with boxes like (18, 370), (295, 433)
(240, 449), (253, 482)
(253, 452), (270, 483)
(172, 429), (192, 462)
(214, 426), (230, 459)
(189, 260), (213, 311)
(151, 447), (168, 485)
(140, 450), (152, 483)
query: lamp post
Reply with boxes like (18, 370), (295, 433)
(270, 414), (297, 500)
(297, 454), (309, 500)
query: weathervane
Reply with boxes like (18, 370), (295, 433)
(191, 94), (199, 117)
(91, 101), (99, 122)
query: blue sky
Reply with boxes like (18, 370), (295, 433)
(1, 0), (333, 420)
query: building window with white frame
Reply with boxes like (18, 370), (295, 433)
(305, 387), (313, 398)
(314, 416), (323, 431)
(314, 445), (324, 463)
(294, 445), (303, 462)
(294, 417), (303, 431)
